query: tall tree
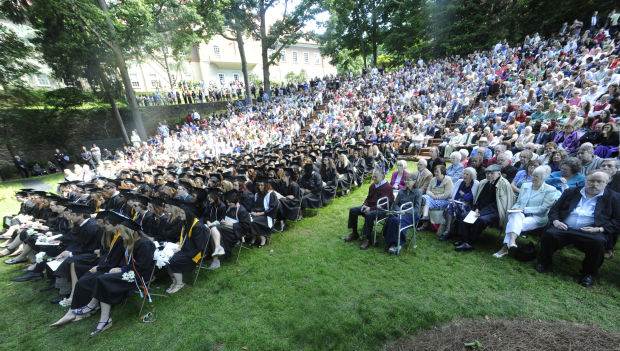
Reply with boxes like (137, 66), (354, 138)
(251, 0), (320, 98)
(198, 0), (254, 101)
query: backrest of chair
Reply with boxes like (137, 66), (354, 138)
(377, 196), (390, 210)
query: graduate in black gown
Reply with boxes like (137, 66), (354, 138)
(320, 154), (338, 206)
(350, 148), (367, 187)
(336, 150), (354, 195)
(249, 177), (279, 247)
(70, 219), (155, 337)
(165, 199), (209, 294)
(103, 181), (125, 213)
(207, 190), (252, 269)
(298, 162), (323, 213)
(54, 204), (103, 300)
(50, 211), (128, 327)
(276, 168), (302, 224)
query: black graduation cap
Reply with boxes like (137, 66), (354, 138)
(322, 152), (333, 159)
(178, 180), (193, 190)
(120, 219), (142, 232)
(165, 181), (179, 189)
(150, 197), (165, 207)
(193, 187), (208, 201)
(19, 188), (34, 192)
(32, 191), (47, 197)
(96, 210), (129, 225)
(66, 203), (92, 214)
(15, 191), (29, 197)
(103, 179), (120, 187)
(223, 190), (238, 203)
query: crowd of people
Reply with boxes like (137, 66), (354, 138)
(0, 14), (619, 337)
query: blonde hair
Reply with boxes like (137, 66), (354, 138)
(119, 226), (142, 252)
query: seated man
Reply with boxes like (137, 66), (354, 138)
(535, 170), (620, 287)
(344, 169), (394, 250)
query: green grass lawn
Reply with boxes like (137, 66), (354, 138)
(0, 164), (619, 350)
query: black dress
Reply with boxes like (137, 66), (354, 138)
(250, 191), (279, 236)
(299, 171), (323, 209)
(56, 218), (103, 280)
(219, 205), (252, 257)
(92, 237), (156, 306)
(321, 167), (338, 206)
(351, 157), (366, 186)
(71, 236), (126, 309)
(156, 217), (184, 243)
(336, 162), (353, 191)
(277, 182), (302, 220)
(168, 218), (209, 273)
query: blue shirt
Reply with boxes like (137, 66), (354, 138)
(375, 179), (387, 188)
(564, 188), (604, 230)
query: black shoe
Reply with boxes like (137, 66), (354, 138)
(534, 263), (548, 273)
(454, 242), (473, 251)
(438, 234), (450, 241)
(49, 295), (67, 304)
(10, 271), (43, 282)
(580, 274), (595, 288)
(344, 232), (359, 242)
(40, 283), (56, 292)
(453, 240), (464, 246)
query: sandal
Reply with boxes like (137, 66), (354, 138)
(89, 318), (113, 337)
(5, 258), (26, 265)
(72, 304), (100, 315)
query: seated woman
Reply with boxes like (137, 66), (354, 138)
(75, 220), (153, 337)
(418, 165), (454, 231)
(446, 152), (464, 183)
(208, 190), (251, 270)
(553, 124), (579, 155)
(166, 199), (208, 294)
(493, 165), (560, 258)
(275, 168), (302, 231)
(548, 149), (567, 172)
(389, 160), (408, 191)
(545, 157), (586, 192)
(439, 167), (479, 241)
(511, 159), (542, 194)
(320, 154), (338, 206)
(298, 162), (322, 216)
(249, 177), (278, 248)
(50, 211), (128, 327)
(383, 173), (422, 253)
(336, 150), (354, 195)
(538, 142), (557, 164)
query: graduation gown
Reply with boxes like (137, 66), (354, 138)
(168, 218), (209, 273)
(299, 171), (323, 209)
(250, 192), (279, 236)
(104, 194), (125, 213)
(136, 210), (156, 238)
(92, 237), (156, 306)
(321, 167), (338, 206)
(56, 218), (103, 280)
(156, 217), (184, 243)
(351, 157), (366, 186)
(201, 201), (226, 225)
(219, 205), (251, 257)
(71, 235), (125, 309)
(240, 190), (254, 214)
(336, 163), (354, 191)
(277, 182), (302, 220)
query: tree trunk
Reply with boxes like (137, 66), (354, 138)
(161, 43), (174, 89)
(235, 29), (252, 103)
(259, 3), (270, 99)
(98, 68), (130, 144)
(96, 0), (147, 140)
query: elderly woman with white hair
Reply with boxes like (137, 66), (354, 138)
(439, 167), (480, 241)
(446, 152), (464, 183)
(493, 165), (560, 258)
(390, 160), (409, 190)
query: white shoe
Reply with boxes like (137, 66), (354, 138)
(212, 245), (225, 256)
(388, 245), (401, 255)
(207, 260), (220, 270)
(166, 283), (185, 294)
(493, 248), (509, 258)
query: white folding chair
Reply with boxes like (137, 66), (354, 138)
(372, 196), (390, 246)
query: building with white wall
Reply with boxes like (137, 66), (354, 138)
(127, 35), (337, 92)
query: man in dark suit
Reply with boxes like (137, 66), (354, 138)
(536, 170), (620, 287)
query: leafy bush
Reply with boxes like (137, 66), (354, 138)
(44, 87), (94, 109)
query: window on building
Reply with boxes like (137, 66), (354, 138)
(213, 45), (220, 58)
(303, 52), (309, 63)
(36, 75), (51, 87)
(218, 73), (225, 83)
(281, 50), (287, 62)
(292, 51), (298, 63)
(314, 53), (320, 64)
(233, 73), (240, 81)
(130, 74), (139, 87)
(184, 73), (192, 81)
